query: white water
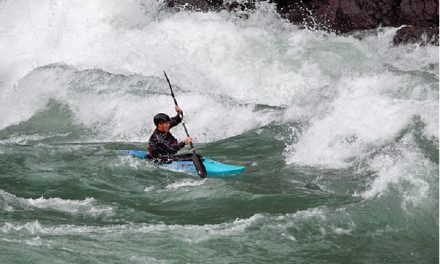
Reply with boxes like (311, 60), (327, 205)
(0, 206), (351, 239)
(0, 0), (438, 201)
(0, 190), (114, 216)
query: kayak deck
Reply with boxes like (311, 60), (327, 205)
(121, 150), (245, 177)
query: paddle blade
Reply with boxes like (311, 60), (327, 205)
(191, 153), (207, 178)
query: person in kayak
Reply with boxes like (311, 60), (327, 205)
(147, 106), (192, 161)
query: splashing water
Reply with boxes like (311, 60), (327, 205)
(0, 0), (438, 263)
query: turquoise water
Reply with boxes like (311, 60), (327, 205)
(0, 0), (438, 263)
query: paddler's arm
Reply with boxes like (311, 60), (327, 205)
(155, 133), (186, 152)
(168, 137), (192, 151)
(159, 136), (193, 153)
(169, 106), (183, 128)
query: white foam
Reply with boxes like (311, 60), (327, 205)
(0, 0), (325, 141)
(0, 213), (263, 238)
(27, 196), (114, 216)
(0, 133), (71, 145)
(120, 155), (150, 169)
(0, 190), (114, 216)
(165, 179), (206, 190)
(24, 236), (42, 246)
(275, 206), (327, 222)
(0, 1), (436, 124)
(360, 135), (435, 205)
(1, 221), (44, 235)
(143, 186), (155, 192)
(0, 64), (278, 142)
(1, 205), (355, 242)
(285, 71), (438, 168)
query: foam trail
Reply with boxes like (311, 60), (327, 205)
(165, 179), (206, 190)
(0, 206), (353, 240)
(0, 190), (114, 216)
(26, 197), (114, 216)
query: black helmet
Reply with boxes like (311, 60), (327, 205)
(153, 113), (170, 126)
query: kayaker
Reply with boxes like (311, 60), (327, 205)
(147, 106), (192, 160)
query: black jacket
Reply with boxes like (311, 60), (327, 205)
(148, 114), (185, 158)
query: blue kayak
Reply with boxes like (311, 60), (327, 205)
(121, 150), (245, 177)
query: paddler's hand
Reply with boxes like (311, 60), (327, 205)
(175, 106), (183, 114)
(184, 137), (192, 145)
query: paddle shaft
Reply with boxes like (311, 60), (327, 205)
(163, 71), (194, 150)
(163, 71), (207, 178)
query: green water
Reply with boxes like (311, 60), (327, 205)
(0, 0), (438, 262)
(0, 117), (438, 263)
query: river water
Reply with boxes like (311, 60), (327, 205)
(0, 0), (438, 263)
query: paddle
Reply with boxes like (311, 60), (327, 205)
(163, 71), (207, 178)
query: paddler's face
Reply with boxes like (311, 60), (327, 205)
(157, 121), (170, 133)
